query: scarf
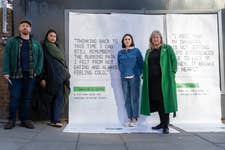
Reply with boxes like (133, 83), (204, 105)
(45, 40), (65, 65)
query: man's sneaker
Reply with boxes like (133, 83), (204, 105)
(4, 121), (15, 129)
(20, 120), (35, 129)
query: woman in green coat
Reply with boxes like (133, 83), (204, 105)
(140, 30), (178, 134)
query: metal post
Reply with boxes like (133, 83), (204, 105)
(2, 0), (7, 33)
(219, 9), (225, 122)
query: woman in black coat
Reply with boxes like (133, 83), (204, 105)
(39, 29), (70, 127)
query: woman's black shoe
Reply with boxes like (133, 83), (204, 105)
(162, 128), (169, 134)
(152, 124), (162, 130)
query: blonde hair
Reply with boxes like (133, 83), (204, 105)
(149, 30), (164, 49)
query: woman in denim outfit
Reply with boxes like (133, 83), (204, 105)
(118, 34), (144, 127)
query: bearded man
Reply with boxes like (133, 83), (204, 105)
(2, 19), (43, 129)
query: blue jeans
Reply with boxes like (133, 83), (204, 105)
(8, 73), (35, 123)
(50, 83), (64, 123)
(121, 75), (140, 119)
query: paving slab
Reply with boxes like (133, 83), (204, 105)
(195, 133), (225, 144)
(122, 133), (224, 150)
(0, 127), (38, 140)
(77, 144), (126, 150)
(21, 141), (76, 150)
(217, 144), (225, 149)
(78, 134), (123, 145)
(0, 136), (30, 150)
(121, 133), (191, 143)
(125, 142), (224, 150)
(0, 122), (225, 150)
(33, 126), (78, 142)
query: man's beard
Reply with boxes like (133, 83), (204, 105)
(21, 29), (29, 35)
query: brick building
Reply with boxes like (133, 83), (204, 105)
(0, 5), (13, 119)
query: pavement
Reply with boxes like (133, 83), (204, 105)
(0, 120), (225, 150)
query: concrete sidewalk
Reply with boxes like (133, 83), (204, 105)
(0, 121), (225, 150)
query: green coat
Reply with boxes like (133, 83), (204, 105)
(2, 36), (43, 76)
(140, 44), (178, 115)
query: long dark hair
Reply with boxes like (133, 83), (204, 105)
(44, 29), (60, 47)
(121, 33), (135, 48)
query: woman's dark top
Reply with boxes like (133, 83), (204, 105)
(148, 48), (163, 112)
(40, 49), (66, 95)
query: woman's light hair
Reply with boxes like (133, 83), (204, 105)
(149, 30), (164, 49)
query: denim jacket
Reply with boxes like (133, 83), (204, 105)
(117, 47), (144, 78)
